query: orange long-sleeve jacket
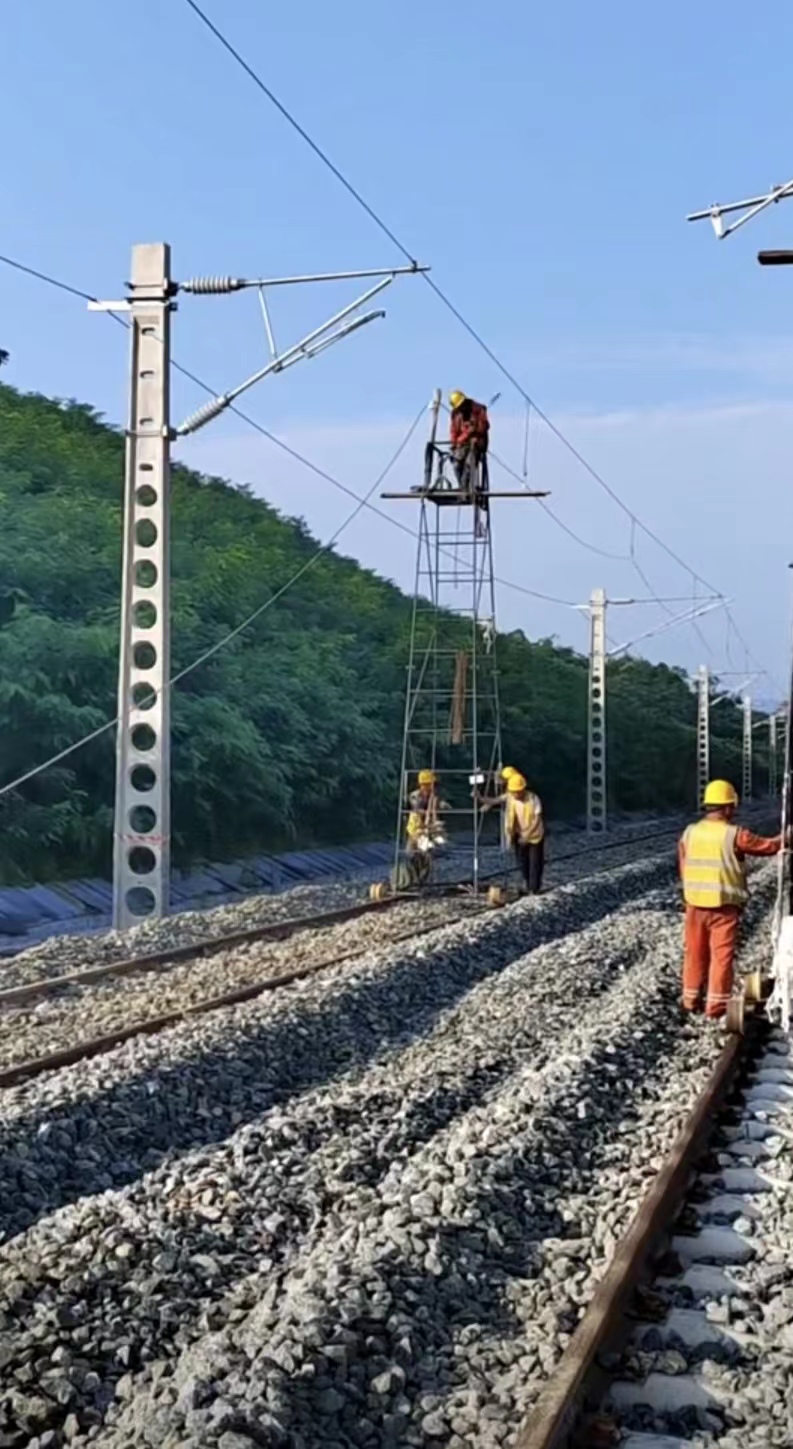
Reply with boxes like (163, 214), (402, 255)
(450, 399), (489, 450)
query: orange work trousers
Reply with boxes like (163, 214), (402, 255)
(682, 905), (741, 1018)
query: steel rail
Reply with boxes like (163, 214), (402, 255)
(0, 813), (772, 1003)
(0, 896), (408, 1009)
(0, 820), (718, 1089)
(513, 1018), (758, 1449)
(0, 909), (486, 1090)
(0, 824), (679, 1002)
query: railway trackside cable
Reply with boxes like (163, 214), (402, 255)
(0, 249), (778, 735)
(0, 257), (579, 806)
(185, 0), (786, 691)
(2, 247), (779, 686)
(179, 0), (742, 609)
(0, 400), (427, 801)
(0, 246), (778, 686)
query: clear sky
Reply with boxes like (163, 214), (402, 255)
(3, 0), (793, 703)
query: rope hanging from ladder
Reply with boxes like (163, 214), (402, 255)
(449, 651), (468, 744)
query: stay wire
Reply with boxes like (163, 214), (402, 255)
(0, 252), (97, 304)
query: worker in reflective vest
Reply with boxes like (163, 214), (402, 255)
(504, 772), (545, 894)
(479, 766), (522, 852)
(679, 779), (782, 1018)
(406, 769), (448, 886)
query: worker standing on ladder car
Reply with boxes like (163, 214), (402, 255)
(405, 769), (447, 887)
(449, 391), (490, 501)
(504, 772), (545, 895)
(679, 779), (783, 1019)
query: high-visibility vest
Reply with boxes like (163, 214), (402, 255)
(406, 790), (436, 841)
(506, 792), (544, 845)
(681, 818), (747, 909)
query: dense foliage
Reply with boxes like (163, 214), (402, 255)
(0, 385), (763, 885)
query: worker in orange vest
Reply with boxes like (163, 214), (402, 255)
(679, 779), (782, 1018)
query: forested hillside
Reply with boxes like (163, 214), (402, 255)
(0, 385), (758, 886)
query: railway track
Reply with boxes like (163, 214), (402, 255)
(0, 817), (708, 999)
(0, 816), (776, 1095)
(0, 821), (704, 1092)
(0, 895), (422, 1009)
(0, 818), (695, 978)
(515, 1010), (793, 1449)
(0, 896), (487, 1088)
(0, 854), (782, 1447)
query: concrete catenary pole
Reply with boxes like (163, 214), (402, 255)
(587, 588), (607, 833)
(696, 665), (710, 808)
(113, 243), (172, 929)
(742, 693), (753, 802)
(91, 251), (426, 928)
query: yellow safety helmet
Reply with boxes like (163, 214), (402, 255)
(703, 779), (739, 808)
(506, 773), (527, 793)
(418, 769), (436, 787)
(501, 766), (518, 781)
(449, 390), (466, 409)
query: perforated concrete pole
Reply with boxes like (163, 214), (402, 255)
(696, 665), (710, 808)
(113, 243), (172, 929)
(587, 588), (607, 833)
(742, 694), (753, 802)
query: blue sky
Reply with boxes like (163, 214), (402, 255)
(3, 0), (793, 701)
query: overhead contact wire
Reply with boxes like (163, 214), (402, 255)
(179, 0), (726, 602)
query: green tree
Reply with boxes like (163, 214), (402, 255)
(0, 383), (766, 885)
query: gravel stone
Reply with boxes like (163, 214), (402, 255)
(0, 844), (778, 1449)
(606, 995), (793, 1447)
